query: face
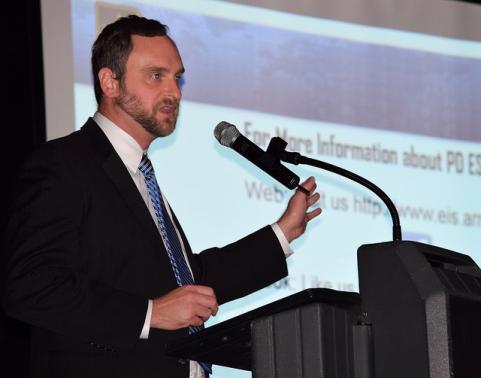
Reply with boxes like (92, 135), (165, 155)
(115, 35), (184, 138)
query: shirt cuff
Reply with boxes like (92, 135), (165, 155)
(140, 299), (153, 339)
(271, 223), (294, 258)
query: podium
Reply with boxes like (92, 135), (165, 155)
(166, 288), (370, 378)
(358, 241), (481, 378)
(166, 241), (481, 378)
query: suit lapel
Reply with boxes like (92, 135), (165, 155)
(81, 119), (165, 250)
(101, 154), (163, 245)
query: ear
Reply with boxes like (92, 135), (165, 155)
(98, 67), (119, 99)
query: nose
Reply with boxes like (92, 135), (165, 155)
(164, 76), (181, 100)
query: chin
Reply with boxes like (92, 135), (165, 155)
(155, 121), (176, 137)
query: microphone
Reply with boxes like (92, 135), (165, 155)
(214, 121), (300, 190)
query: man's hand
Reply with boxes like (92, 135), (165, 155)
(277, 176), (322, 243)
(150, 285), (218, 330)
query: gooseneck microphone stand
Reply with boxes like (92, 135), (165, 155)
(266, 137), (402, 241)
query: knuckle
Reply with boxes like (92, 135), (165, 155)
(187, 303), (196, 314)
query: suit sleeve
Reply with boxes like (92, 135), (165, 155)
(189, 226), (289, 305)
(1, 144), (147, 350)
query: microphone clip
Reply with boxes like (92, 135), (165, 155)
(266, 137), (302, 165)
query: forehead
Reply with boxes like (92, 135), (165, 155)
(127, 34), (183, 70)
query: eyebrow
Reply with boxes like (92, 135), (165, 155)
(143, 66), (185, 75)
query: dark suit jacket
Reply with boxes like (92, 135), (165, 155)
(2, 119), (288, 378)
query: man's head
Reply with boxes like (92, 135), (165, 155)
(92, 15), (184, 146)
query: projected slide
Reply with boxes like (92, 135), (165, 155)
(71, 1), (481, 376)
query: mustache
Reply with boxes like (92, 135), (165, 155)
(154, 97), (179, 111)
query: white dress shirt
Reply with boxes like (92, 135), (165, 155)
(93, 111), (292, 377)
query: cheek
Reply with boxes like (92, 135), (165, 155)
(140, 94), (159, 112)
(125, 80), (153, 100)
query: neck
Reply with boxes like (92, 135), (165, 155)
(98, 102), (154, 150)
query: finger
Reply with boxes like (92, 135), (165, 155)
(300, 176), (315, 186)
(189, 316), (205, 327)
(296, 185), (310, 195)
(185, 285), (216, 297)
(191, 292), (218, 312)
(307, 192), (320, 206)
(184, 286), (219, 310)
(194, 304), (215, 321)
(296, 181), (317, 197)
(208, 302), (219, 316)
(300, 176), (316, 191)
(300, 177), (317, 196)
(209, 305), (219, 316)
(197, 315), (209, 323)
(306, 207), (322, 221)
(180, 287), (218, 318)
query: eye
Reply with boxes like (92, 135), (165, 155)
(151, 72), (161, 81)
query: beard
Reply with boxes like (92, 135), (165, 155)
(115, 85), (179, 138)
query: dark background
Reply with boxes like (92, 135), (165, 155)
(455, 0), (481, 4)
(2, 0), (45, 376)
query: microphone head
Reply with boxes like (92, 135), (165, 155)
(214, 121), (240, 147)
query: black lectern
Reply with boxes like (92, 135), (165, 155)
(165, 288), (367, 377)
(358, 241), (481, 378)
(166, 241), (481, 377)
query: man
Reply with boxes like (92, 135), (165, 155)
(2, 15), (321, 378)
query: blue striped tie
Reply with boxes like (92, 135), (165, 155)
(139, 154), (212, 375)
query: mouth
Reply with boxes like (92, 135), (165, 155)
(157, 100), (179, 117)
(159, 105), (175, 115)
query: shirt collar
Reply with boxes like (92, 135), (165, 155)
(93, 112), (146, 173)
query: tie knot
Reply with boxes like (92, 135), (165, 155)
(138, 154), (154, 177)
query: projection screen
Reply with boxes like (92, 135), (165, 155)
(41, 1), (481, 376)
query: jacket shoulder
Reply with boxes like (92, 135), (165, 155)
(25, 118), (108, 168)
